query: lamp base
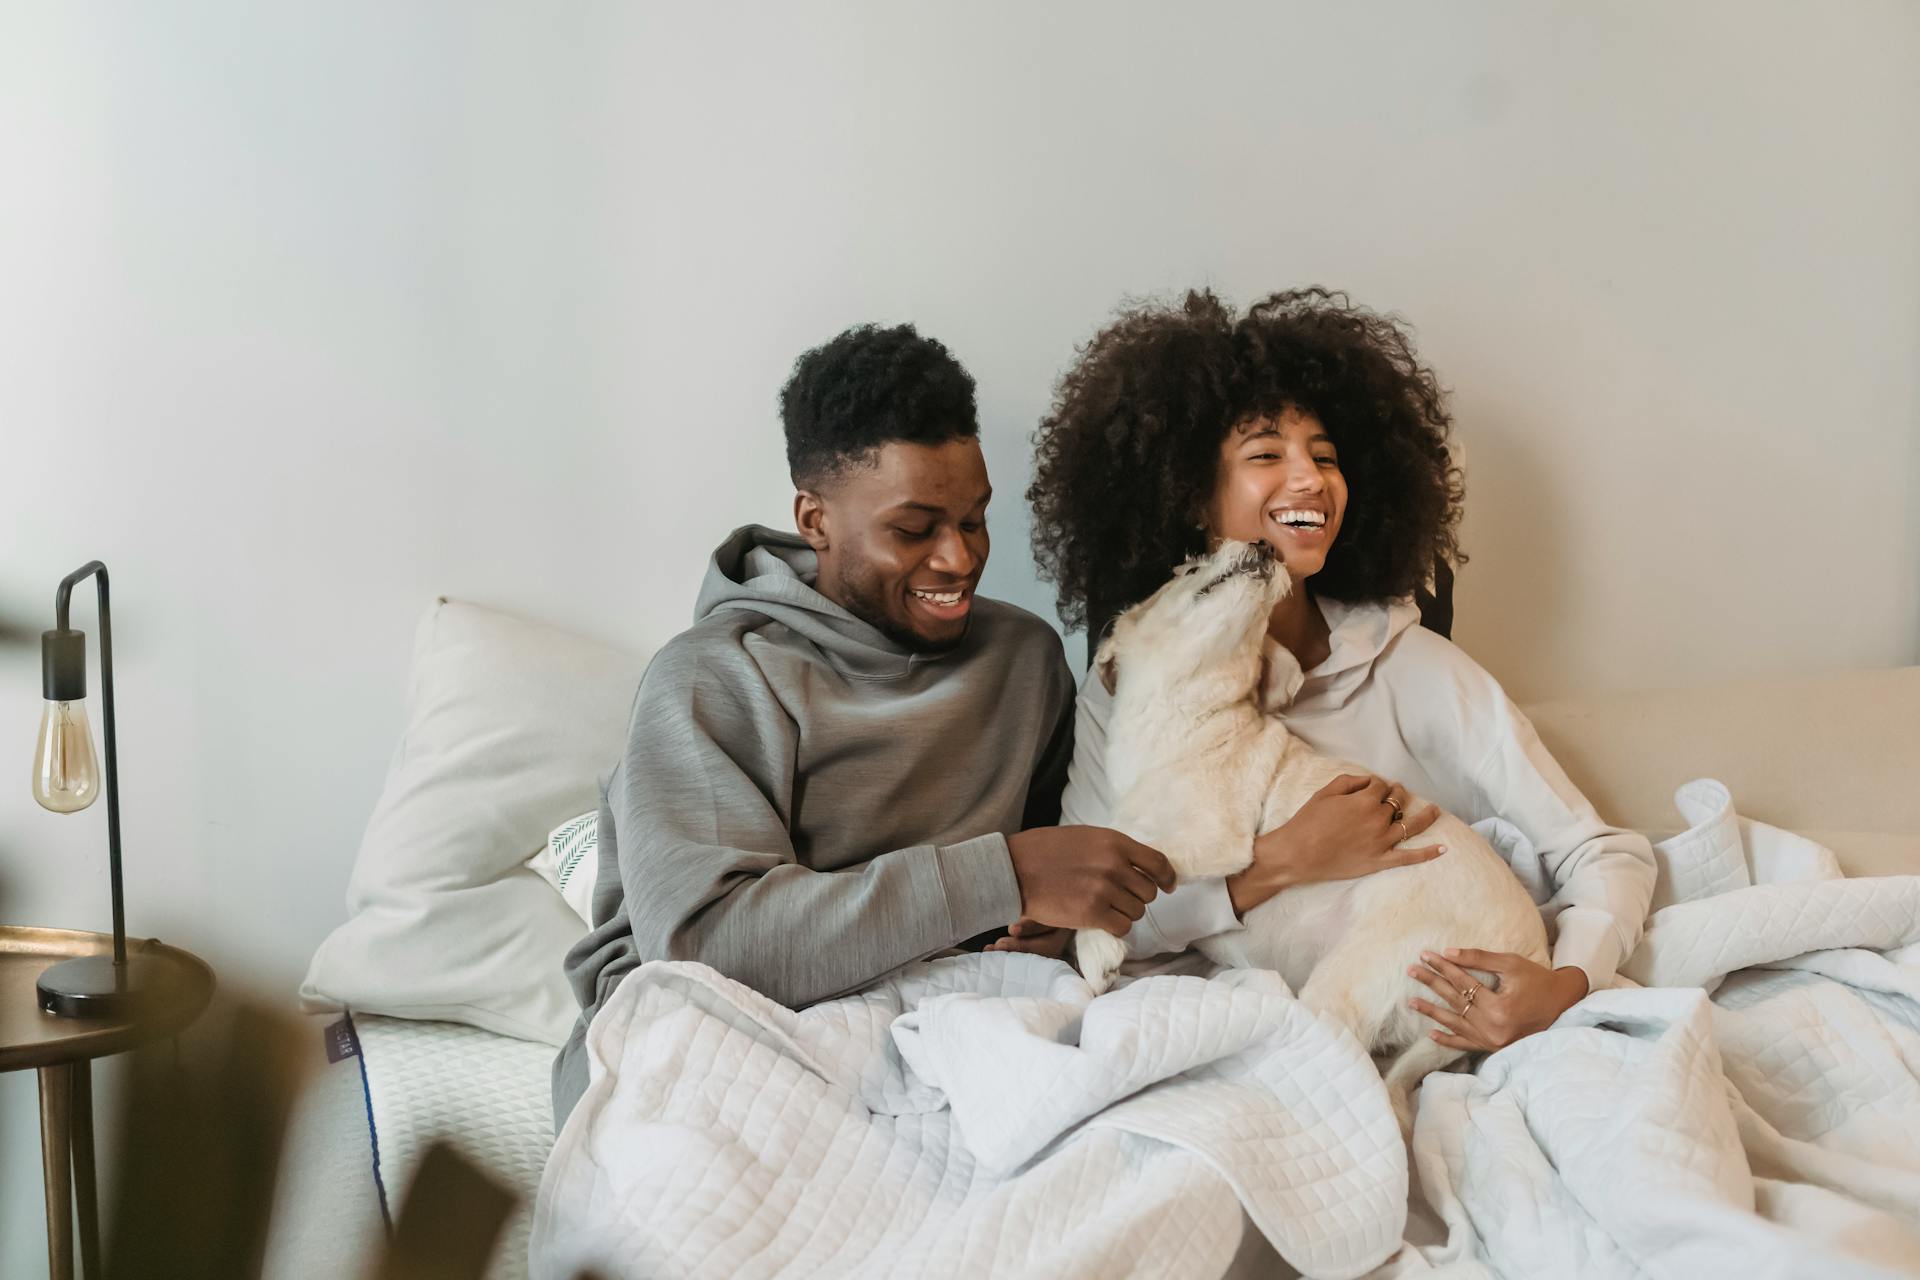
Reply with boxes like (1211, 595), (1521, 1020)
(37, 952), (168, 1019)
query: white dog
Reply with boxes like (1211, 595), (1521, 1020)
(1078, 538), (1548, 1127)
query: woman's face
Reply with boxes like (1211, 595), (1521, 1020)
(1205, 407), (1347, 583)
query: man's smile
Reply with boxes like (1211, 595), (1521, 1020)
(908, 584), (973, 623)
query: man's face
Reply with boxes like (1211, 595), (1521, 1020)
(797, 437), (992, 653)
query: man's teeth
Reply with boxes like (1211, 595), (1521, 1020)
(912, 589), (965, 605)
(1274, 509), (1326, 528)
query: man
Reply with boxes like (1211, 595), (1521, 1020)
(553, 323), (1175, 1125)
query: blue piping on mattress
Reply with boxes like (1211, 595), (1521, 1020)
(344, 1010), (394, 1233)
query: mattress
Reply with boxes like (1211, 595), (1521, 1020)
(356, 1013), (558, 1279)
(261, 1012), (557, 1280)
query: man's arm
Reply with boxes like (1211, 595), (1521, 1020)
(617, 646), (1023, 1009)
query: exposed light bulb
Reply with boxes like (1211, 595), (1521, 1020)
(33, 698), (100, 813)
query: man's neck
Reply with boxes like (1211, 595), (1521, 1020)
(1266, 587), (1331, 674)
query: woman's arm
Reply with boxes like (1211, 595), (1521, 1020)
(1465, 695), (1656, 993)
(1398, 634), (1656, 1040)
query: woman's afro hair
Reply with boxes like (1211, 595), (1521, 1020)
(1027, 287), (1465, 631)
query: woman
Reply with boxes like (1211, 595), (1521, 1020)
(1004, 288), (1656, 1052)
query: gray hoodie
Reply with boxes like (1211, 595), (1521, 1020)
(553, 525), (1075, 1123)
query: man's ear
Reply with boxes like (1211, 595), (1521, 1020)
(794, 490), (830, 552)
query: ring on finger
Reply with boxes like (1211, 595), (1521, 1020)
(1393, 819), (1409, 844)
(1460, 982), (1479, 1014)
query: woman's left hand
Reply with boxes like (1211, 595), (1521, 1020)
(1408, 949), (1589, 1051)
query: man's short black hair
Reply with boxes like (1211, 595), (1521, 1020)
(780, 323), (979, 489)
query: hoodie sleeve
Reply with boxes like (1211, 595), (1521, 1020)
(1061, 669), (1243, 960)
(1400, 636), (1657, 993)
(606, 639), (1024, 1009)
(1460, 694), (1656, 992)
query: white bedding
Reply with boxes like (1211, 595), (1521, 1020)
(1388, 876), (1920, 1279)
(532, 862), (1920, 1278)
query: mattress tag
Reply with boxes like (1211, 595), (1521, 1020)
(324, 1016), (361, 1064)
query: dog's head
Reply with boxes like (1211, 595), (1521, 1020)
(1094, 538), (1291, 712)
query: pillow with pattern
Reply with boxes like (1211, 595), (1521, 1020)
(529, 811), (599, 925)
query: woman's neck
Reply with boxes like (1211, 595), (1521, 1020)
(1266, 584), (1331, 673)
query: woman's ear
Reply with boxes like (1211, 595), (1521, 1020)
(794, 490), (830, 552)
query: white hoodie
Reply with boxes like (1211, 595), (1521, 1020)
(1061, 596), (1656, 992)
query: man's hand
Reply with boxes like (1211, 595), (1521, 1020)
(1006, 826), (1177, 938)
(985, 917), (1074, 958)
(1407, 948), (1589, 1051)
(1226, 774), (1447, 916)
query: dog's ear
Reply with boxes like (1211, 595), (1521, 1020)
(1259, 639), (1306, 709)
(1092, 633), (1121, 697)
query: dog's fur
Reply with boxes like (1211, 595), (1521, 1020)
(1079, 539), (1548, 1128)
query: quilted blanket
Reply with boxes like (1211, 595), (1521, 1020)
(1378, 876), (1920, 1279)
(532, 854), (1920, 1278)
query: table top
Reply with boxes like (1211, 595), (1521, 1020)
(0, 926), (215, 1072)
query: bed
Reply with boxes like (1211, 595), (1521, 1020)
(266, 596), (1920, 1278)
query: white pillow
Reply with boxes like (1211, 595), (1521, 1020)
(1649, 778), (1751, 910)
(299, 598), (649, 1045)
(529, 811), (599, 925)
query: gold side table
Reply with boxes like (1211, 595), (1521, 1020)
(1, 926), (214, 1280)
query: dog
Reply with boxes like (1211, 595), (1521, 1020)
(1077, 538), (1548, 1129)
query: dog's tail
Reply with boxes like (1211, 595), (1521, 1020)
(1381, 1035), (1464, 1142)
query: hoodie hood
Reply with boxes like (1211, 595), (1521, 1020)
(1261, 595), (1422, 714)
(694, 525), (937, 679)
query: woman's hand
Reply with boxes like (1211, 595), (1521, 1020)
(1225, 773), (1447, 916)
(985, 917), (1074, 959)
(1408, 949), (1589, 1051)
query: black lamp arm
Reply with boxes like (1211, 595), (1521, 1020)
(51, 560), (126, 969)
(55, 559), (108, 631)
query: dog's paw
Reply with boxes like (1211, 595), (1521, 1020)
(1075, 928), (1128, 994)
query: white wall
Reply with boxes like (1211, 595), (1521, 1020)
(3, 1), (1916, 1268)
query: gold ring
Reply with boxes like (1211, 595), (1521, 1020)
(1394, 819), (1409, 844)
(1460, 983), (1479, 1014)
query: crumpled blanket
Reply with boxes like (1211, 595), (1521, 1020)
(533, 811), (1920, 1279)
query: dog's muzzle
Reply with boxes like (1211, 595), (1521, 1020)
(1194, 540), (1276, 597)
(1233, 540), (1277, 578)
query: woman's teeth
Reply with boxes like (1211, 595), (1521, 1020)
(1273, 509), (1326, 530)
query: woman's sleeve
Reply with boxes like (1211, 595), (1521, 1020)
(1427, 650), (1656, 992)
(1061, 670), (1243, 961)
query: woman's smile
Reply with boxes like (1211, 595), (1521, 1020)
(1268, 504), (1331, 546)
